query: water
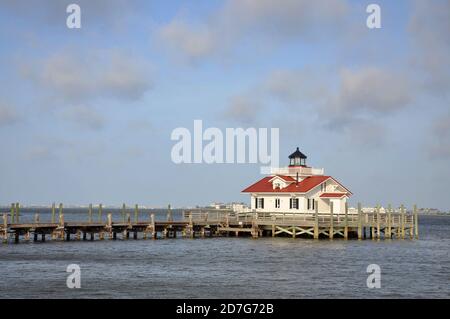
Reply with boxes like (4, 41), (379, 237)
(0, 209), (449, 298)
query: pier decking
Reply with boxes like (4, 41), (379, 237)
(1, 203), (419, 243)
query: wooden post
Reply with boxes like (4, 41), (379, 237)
(98, 203), (103, 223)
(167, 204), (172, 222)
(401, 204), (405, 239)
(272, 216), (276, 238)
(414, 204), (419, 239)
(371, 210), (375, 240)
(2, 213), (8, 243)
(88, 203), (93, 223)
(58, 202), (63, 239)
(14, 231), (19, 244)
(387, 204), (392, 239)
(357, 203), (362, 240)
(10, 203), (14, 224)
(122, 203), (126, 223)
(410, 206), (415, 239)
(134, 204), (139, 223)
(51, 203), (56, 223)
(34, 213), (40, 224)
(329, 202), (334, 240)
(107, 213), (113, 239)
(151, 213), (156, 239)
(314, 201), (319, 239)
(15, 202), (20, 223)
(376, 205), (381, 240)
(59, 203), (63, 218)
(344, 202), (348, 240)
(189, 213), (194, 239)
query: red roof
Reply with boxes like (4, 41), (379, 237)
(242, 175), (331, 193)
(320, 193), (348, 198)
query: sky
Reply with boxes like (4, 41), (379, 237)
(0, 0), (449, 209)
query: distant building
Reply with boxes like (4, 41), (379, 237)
(242, 147), (352, 214)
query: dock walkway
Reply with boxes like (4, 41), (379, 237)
(0, 203), (419, 243)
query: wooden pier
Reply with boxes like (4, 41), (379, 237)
(0, 202), (419, 244)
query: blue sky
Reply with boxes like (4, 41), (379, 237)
(0, 0), (449, 209)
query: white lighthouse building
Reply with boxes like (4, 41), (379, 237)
(242, 148), (352, 214)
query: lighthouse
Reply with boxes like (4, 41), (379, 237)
(242, 147), (352, 214)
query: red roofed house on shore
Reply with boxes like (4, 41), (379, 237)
(242, 147), (352, 214)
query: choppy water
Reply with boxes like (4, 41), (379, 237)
(0, 209), (449, 298)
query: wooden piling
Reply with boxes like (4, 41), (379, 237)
(2, 213), (7, 243)
(134, 204), (139, 223)
(314, 201), (319, 239)
(414, 204), (419, 239)
(357, 203), (362, 240)
(189, 213), (194, 239)
(387, 204), (392, 239)
(151, 213), (156, 239)
(410, 207), (414, 239)
(344, 202), (349, 240)
(10, 203), (14, 224)
(15, 203), (20, 223)
(376, 205), (381, 240)
(401, 204), (405, 239)
(98, 203), (103, 223)
(51, 203), (56, 224)
(122, 203), (126, 223)
(59, 203), (63, 219)
(329, 202), (334, 240)
(88, 203), (93, 223)
(59, 212), (65, 240)
(107, 213), (112, 239)
(167, 204), (173, 222)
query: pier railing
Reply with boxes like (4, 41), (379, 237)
(1, 203), (419, 243)
(181, 208), (414, 226)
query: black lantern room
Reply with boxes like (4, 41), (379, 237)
(288, 147), (307, 167)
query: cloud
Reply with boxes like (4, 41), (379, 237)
(264, 69), (328, 105)
(222, 95), (264, 124)
(323, 67), (412, 129)
(0, 103), (19, 127)
(158, 0), (350, 61)
(0, 0), (141, 31)
(158, 19), (216, 61)
(62, 105), (105, 130)
(23, 49), (153, 103)
(409, 0), (450, 95)
(428, 114), (450, 159)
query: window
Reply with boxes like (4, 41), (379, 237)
(321, 182), (326, 192)
(307, 199), (315, 211)
(255, 197), (264, 209)
(275, 198), (280, 208)
(289, 198), (299, 209)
